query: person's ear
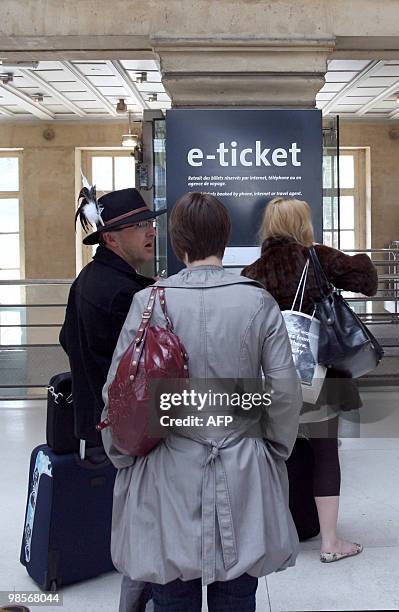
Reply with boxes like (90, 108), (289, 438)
(102, 231), (117, 248)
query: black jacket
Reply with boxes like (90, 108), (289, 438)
(59, 246), (153, 442)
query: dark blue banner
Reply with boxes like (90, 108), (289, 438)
(166, 109), (322, 273)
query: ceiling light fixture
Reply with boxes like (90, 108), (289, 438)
(135, 71), (147, 83)
(0, 73), (14, 84)
(116, 98), (127, 113)
(32, 93), (44, 104)
(121, 133), (138, 147)
(148, 93), (158, 102)
(121, 111), (138, 147)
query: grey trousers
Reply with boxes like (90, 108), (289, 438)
(119, 575), (154, 612)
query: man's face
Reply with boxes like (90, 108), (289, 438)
(104, 220), (156, 269)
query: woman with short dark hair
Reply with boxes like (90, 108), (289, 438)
(169, 192), (231, 262)
(102, 192), (302, 611)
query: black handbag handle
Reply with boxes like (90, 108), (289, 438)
(308, 246), (332, 299)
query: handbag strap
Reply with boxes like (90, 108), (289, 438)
(308, 246), (332, 298)
(128, 287), (158, 381)
(129, 287), (174, 382)
(290, 259), (309, 312)
(158, 287), (173, 330)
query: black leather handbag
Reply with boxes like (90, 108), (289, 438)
(309, 247), (384, 378)
(46, 372), (79, 454)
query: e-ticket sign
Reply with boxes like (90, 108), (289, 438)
(166, 109), (322, 273)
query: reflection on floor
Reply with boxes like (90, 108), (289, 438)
(1, 395), (399, 612)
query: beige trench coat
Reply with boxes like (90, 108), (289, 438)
(101, 266), (302, 585)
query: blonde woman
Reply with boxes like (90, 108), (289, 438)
(242, 197), (378, 562)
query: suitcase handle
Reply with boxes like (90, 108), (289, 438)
(74, 442), (111, 470)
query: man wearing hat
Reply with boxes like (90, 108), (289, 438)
(60, 186), (164, 612)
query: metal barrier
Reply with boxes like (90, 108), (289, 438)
(0, 249), (398, 399)
(0, 279), (72, 400)
(343, 248), (399, 325)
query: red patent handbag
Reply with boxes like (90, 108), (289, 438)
(97, 287), (189, 456)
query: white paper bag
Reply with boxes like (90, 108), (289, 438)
(282, 260), (327, 404)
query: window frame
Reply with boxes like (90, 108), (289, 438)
(0, 149), (24, 346)
(323, 147), (367, 251)
(0, 150), (24, 278)
(77, 148), (136, 270)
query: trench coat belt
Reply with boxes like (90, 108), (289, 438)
(201, 441), (238, 586)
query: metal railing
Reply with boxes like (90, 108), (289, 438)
(343, 248), (399, 325)
(0, 249), (398, 399)
(0, 279), (72, 400)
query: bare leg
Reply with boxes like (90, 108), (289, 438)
(309, 417), (361, 556)
(315, 495), (361, 554)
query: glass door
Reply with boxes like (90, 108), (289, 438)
(323, 118), (367, 250)
(153, 119), (167, 276)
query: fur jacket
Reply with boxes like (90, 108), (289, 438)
(242, 236), (379, 414)
(242, 236), (378, 315)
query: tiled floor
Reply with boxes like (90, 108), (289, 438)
(1, 396), (399, 612)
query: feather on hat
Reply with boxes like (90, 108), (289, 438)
(75, 171), (104, 233)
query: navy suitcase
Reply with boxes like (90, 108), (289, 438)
(20, 444), (117, 591)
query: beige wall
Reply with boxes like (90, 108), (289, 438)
(1, 119), (399, 281)
(0, 122), (128, 278)
(340, 121), (399, 248)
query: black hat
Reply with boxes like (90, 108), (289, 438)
(83, 188), (166, 245)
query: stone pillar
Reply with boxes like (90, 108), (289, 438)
(152, 37), (335, 108)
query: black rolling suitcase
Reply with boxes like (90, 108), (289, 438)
(286, 438), (320, 541)
(20, 442), (116, 591)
